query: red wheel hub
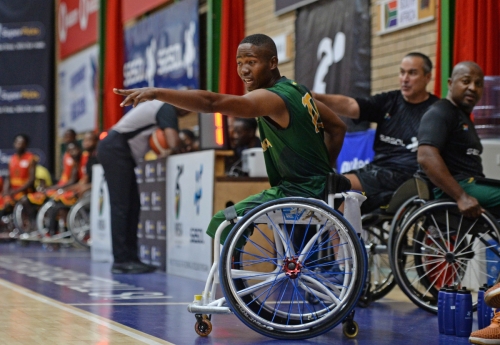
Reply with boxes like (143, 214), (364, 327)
(282, 256), (302, 279)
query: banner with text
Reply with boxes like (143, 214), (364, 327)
(123, 0), (199, 92)
(336, 129), (376, 173)
(57, 0), (99, 59)
(137, 158), (167, 271)
(58, 45), (98, 135)
(166, 151), (214, 281)
(295, 0), (371, 132)
(0, 0), (55, 170)
(90, 164), (113, 262)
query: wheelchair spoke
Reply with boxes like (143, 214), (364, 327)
(220, 198), (366, 338)
(454, 231), (488, 258)
(454, 219), (479, 251)
(405, 235), (447, 256)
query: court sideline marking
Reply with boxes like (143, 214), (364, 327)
(0, 278), (175, 345)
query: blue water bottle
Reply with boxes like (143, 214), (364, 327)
(444, 286), (457, 335)
(455, 287), (473, 337)
(478, 284), (488, 329)
(438, 285), (449, 334)
(478, 284), (494, 329)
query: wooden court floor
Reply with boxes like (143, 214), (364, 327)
(0, 241), (476, 345)
(0, 279), (174, 345)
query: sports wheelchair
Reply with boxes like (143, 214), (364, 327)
(187, 174), (368, 340)
(358, 177), (426, 304)
(10, 195), (41, 240)
(66, 192), (92, 247)
(389, 177), (500, 313)
(36, 190), (91, 247)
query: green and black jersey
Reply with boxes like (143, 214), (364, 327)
(258, 77), (332, 199)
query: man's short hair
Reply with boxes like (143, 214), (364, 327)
(234, 117), (258, 132)
(65, 128), (77, 138)
(240, 34), (277, 58)
(451, 61), (483, 79)
(404, 52), (433, 74)
(14, 133), (30, 146)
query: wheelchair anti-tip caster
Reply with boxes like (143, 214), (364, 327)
(342, 310), (359, 338)
(194, 314), (212, 337)
(343, 320), (359, 338)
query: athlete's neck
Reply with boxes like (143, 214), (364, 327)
(403, 91), (430, 104)
(265, 72), (283, 89)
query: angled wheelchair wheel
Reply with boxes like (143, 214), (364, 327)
(387, 196), (425, 256)
(219, 197), (367, 340)
(13, 197), (38, 235)
(36, 200), (56, 237)
(362, 221), (394, 301)
(67, 195), (91, 248)
(391, 200), (500, 313)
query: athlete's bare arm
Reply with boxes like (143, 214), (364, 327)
(315, 100), (347, 166)
(113, 87), (289, 128)
(418, 144), (484, 218)
(312, 92), (360, 120)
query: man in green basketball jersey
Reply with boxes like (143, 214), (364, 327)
(114, 33), (347, 244)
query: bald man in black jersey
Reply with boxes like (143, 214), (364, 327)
(417, 61), (500, 218)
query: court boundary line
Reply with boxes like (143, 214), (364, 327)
(70, 302), (190, 306)
(0, 278), (175, 345)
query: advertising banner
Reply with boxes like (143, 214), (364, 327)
(295, 0), (371, 132)
(136, 158), (167, 271)
(166, 151), (214, 281)
(0, 0), (54, 169)
(123, 0), (199, 91)
(57, 45), (98, 135)
(336, 129), (376, 173)
(57, 0), (99, 59)
(90, 164), (113, 262)
(376, 0), (435, 34)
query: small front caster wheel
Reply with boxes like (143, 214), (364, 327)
(343, 320), (359, 338)
(195, 318), (212, 337)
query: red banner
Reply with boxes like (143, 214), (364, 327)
(57, 0), (99, 59)
(122, 0), (171, 23)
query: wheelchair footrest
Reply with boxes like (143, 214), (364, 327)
(187, 303), (232, 315)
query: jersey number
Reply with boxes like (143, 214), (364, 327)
(302, 93), (323, 133)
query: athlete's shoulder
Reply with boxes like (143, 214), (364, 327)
(428, 98), (453, 111)
(422, 99), (456, 121)
(268, 77), (309, 96)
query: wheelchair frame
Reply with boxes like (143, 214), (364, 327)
(187, 191), (368, 340)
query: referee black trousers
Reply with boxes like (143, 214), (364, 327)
(97, 130), (141, 263)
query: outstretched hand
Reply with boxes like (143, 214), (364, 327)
(113, 87), (158, 107)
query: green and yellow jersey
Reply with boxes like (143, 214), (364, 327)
(258, 77), (332, 198)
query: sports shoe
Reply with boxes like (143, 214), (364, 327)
(111, 261), (157, 274)
(485, 282), (500, 308)
(470, 311), (500, 344)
